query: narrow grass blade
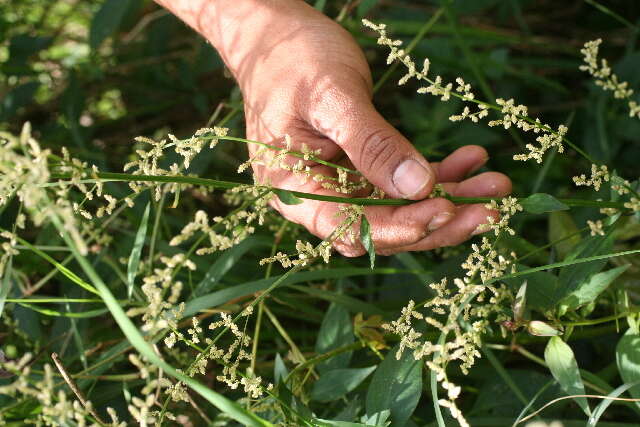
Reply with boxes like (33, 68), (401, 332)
(587, 381), (640, 427)
(127, 202), (150, 298)
(0, 257), (13, 318)
(17, 236), (99, 296)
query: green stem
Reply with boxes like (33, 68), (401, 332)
(50, 171), (629, 209)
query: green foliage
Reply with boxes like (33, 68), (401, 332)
(545, 336), (590, 416)
(520, 193), (569, 214)
(1, 0), (640, 426)
(366, 344), (422, 427)
(360, 215), (376, 269)
(617, 330), (640, 400)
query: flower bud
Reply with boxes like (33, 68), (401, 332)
(527, 320), (562, 337)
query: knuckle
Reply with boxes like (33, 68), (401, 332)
(333, 240), (365, 258)
(358, 128), (398, 173)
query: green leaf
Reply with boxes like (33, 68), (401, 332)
(0, 257), (13, 319)
(520, 193), (569, 214)
(366, 344), (422, 427)
(311, 366), (376, 402)
(555, 232), (614, 301)
(274, 353), (289, 385)
(357, 0), (379, 17)
(316, 303), (354, 373)
(314, 0), (327, 11)
(274, 189), (303, 205)
(587, 380), (640, 427)
(127, 202), (150, 298)
(616, 330), (640, 400)
(184, 267), (396, 317)
(192, 237), (269, 297)
(513, 280), (527, 321)
(360, 216), (375, 269)
(548, 210), (581, 260)
(559, 265), (629, 313)
(17, 303), (108, 318)
(544, 336), (590, 415)
(0, 81), (39, 120)
(89, 0), (132, 50)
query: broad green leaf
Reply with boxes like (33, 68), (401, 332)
(548, 210), (581, 260)
(311, 366), (376, 402)
(544, 336), (590, 415)
(192, 237), (270, 297)
(274, 189), (303, 205)
(316, 303), (354, 373)
(89, 0), (132, 50)
(520, 193), (569, 214)
(366, 344), (422, 427)
(554, 232), (614, 301)
(360, 216), (375, 269)
(127, 202), (150, 298)
(559, 265), (629, 313)
(504, 270), (558, 311)
(616, 330), (640, 400)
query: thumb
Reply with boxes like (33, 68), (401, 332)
(313, 96), (436, 200)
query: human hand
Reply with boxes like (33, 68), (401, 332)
(159, 0), (512, 256)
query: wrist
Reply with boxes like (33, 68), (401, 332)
(155, 0), (310, 81)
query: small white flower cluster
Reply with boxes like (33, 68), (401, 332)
(261, 203), (363, 269)
(624, 197), (640, 213)
(382, 199), (519, 426)
(166, 307), (272, 401)
(126, 254), (193, 332)
(171, 186), (270, 256)
(587, 219), (605, 236)
(126, 354), (173, 423)
(260, 240), (332, 268)
(580, 39), (640, 119)
(0, 230), (18, 277)
(499, 106), (568, 164)
(0, 354), (124, 426)
(362, 20), (567, 164)
(124, 127), (228, 201)
(483, 196), (523, 236)
(0, 124), (88, 254)
(573, 164), (610, 191)
(239, 135), (367, 195)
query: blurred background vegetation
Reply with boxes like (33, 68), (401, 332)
(1, 0), (640, 425)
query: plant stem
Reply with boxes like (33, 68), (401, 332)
(50, 171), (629, 209)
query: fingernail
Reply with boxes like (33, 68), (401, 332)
(471, 223), (491, 236)
(428, 212), (454, 232)
(393, 159), (432, 198)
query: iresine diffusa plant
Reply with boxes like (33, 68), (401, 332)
(1, 15), (640, 427)
(362, 19), (640, 426)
